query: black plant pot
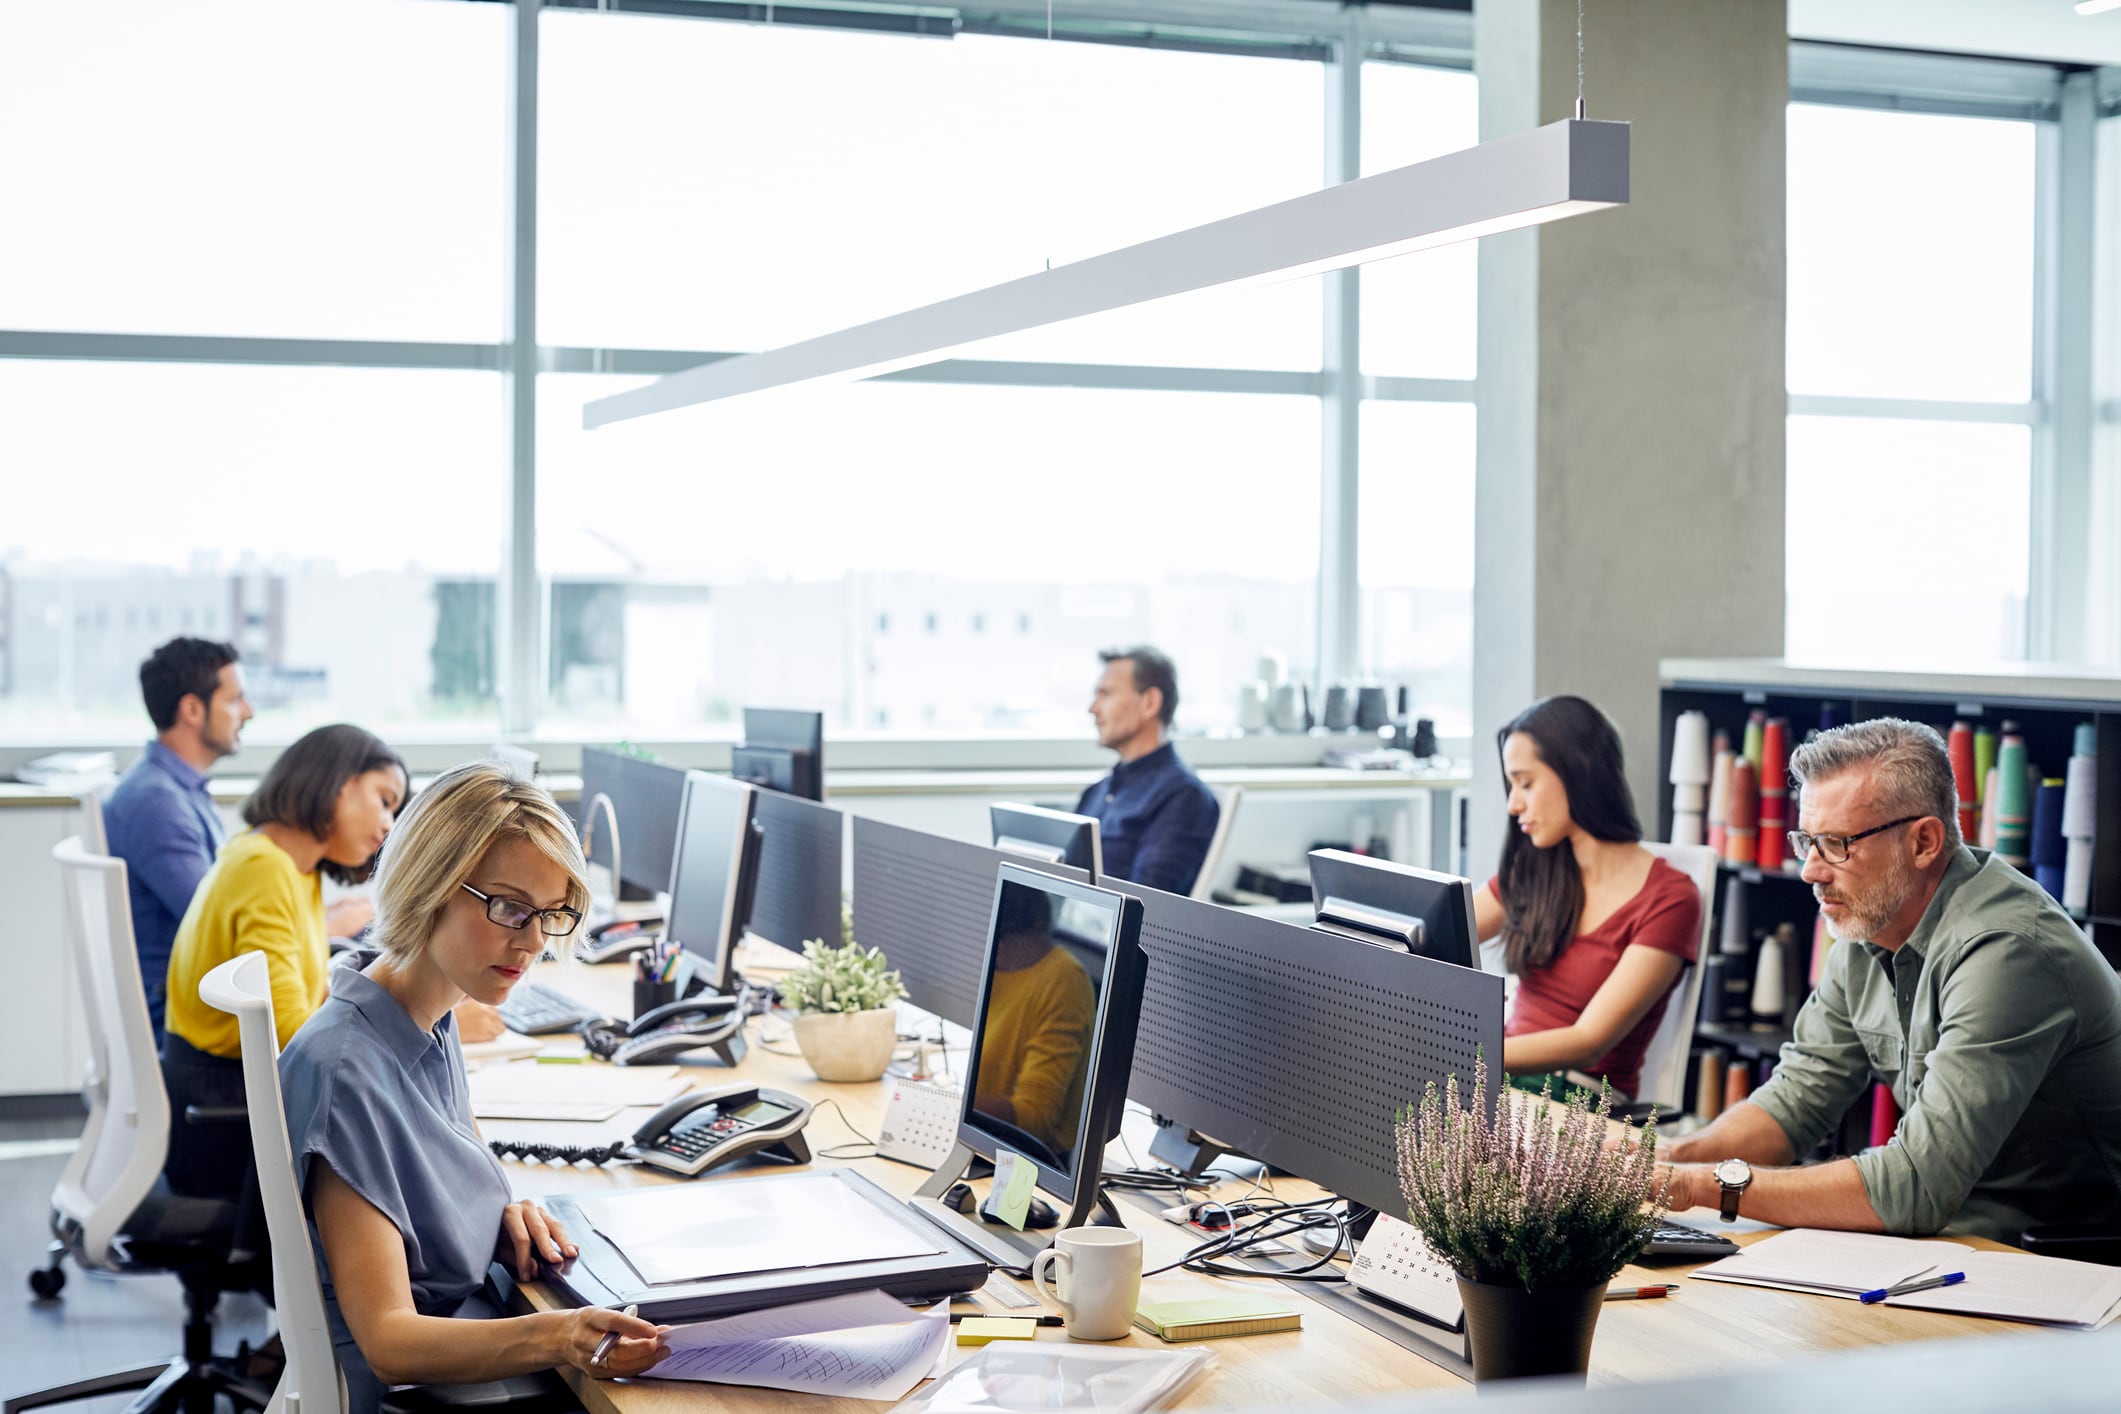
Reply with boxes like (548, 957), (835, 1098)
(1455, 1275), (1607, 1383)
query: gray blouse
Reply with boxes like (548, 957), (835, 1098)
(280, 960), (513, 1412)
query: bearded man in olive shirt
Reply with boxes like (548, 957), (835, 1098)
(1658, 718), (2121, 1241)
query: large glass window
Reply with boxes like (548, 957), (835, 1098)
(538, 377), (1318, 736)
(1357, 402), (1475, 736)
(540, 14), (1323, 370)
(0, 362), (502, 738)
(0, 0), (506, 342)
(1358, 61), (1479, 380)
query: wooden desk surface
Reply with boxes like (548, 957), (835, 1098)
(483, 957), (2027, 1412)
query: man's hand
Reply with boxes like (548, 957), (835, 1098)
(326, 895), (376, 939)
(455, 999), (507, 1044)
(1656, 1162), (1717, 1214)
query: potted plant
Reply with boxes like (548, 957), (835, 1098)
(1395, 1055), (1667, 1383)
(779, 936), (907, 1083)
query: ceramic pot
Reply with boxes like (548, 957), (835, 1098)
(1455, 1275), (1607, 1383)
(791, 1006), (897, 1082)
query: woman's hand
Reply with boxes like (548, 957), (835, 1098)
(557, 1307), (671, 1379)
(454, 999), (507, 1044)
(498, 1200), (579, 1281)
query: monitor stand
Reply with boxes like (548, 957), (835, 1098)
(907, 1141), (1124, 1271)
(1147, 1116), (1236, 1178)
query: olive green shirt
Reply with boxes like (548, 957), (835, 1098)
(1749, 847), (2121, 1241)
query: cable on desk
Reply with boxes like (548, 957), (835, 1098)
(1142, 1196), (1350, 1283)
(807, 1097), (879, 1161)
(488, 1137), (632, 1167)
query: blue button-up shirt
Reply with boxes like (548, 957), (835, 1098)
(1075, 742), (1220, 895)
(281, 960), (513, 1413)
(103, 741), (228, 1037)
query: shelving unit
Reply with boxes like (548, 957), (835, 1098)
(1656, 659), (2121, 1130)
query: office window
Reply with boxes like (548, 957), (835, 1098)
(1359, 61), (1479, 381)
(0, 0), (506, 342)
(1358, 402), (1476, 737)
(539, 14), (1322, 369)
(1787, 105), (2036, 402)
(2090, 110), (2121, 668)
(1785, 417), (2031, 665)
(537, 376), (1318, 736)
(0, 361), (502, 737)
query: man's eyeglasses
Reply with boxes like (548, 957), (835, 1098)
(460, 883), (582, 937)
(1786, 815), (1923, 866)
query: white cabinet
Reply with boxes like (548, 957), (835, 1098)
(0, 802), (94, 1099)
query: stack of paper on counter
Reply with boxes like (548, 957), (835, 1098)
(1692, 1229), (2121, 1328)
(651, 1290), (950, 1400)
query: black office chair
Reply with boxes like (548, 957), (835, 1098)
(10, 840), (274, 1414)
(2022, 1223), (2121, 1267)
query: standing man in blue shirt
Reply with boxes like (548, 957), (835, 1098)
(103, 637), (255, 1043)
(1075, 646), (1220, 895)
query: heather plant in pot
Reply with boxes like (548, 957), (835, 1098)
(1395, 1054), (1668, 1383)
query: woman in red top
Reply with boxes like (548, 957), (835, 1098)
(1472, 696), (1701, 1099)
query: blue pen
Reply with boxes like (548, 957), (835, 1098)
(1860, 1271), (1964, 1304)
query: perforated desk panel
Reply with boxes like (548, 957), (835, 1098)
(1125, 882), (1504, 1220)
(747, 791), (845, 955)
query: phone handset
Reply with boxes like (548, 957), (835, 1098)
(582, 993), (747, 1067)
(627, 1082), (815, 1177)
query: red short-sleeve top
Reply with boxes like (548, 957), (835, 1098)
(1487, 856), (1702, 1099)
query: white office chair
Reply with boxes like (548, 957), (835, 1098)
(1188, 784), (1244, 900)
(1634, 842), (1718, 1120)
(17, 839), (271, 1414)
(75, 782), (112, 856)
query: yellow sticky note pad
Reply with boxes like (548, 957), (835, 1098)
(986, 1148), (1039, 1231)
(956, 1318), (1038, 1346)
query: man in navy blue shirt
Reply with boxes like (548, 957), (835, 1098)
(103, 637), (255, 1043)
(1075, 646), (1220, 894)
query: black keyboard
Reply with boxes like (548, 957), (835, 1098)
(496, 982), (602, 1036)
(1641, 1219), (1741, 1259)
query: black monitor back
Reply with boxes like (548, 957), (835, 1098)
(738, 707), (824, 801)
(1308, 850), (1479, 969)
(578, 748), (688, 897)
(849, 817), (1084, 1028)
(748, 791), (845, 954)
(1125, 882), (1503, 1220)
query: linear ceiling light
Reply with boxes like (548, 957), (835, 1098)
(583, 117), (1628, 429)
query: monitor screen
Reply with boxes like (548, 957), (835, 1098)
(962, 870), (1127, 1183)
(1307, 849), (1477, 969)
(664, 772), (760, 995)
(578, 748), (688, 898)
(989, 803), (1102, 881)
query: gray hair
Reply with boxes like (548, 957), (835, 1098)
(1787, 717), (1962, 850)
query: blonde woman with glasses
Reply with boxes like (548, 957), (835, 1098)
(278, 762), (669, 1411)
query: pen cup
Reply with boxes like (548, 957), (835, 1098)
(633, 978), (678, 1019)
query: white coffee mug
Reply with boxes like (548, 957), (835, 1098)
(1030, 1227), (1143, 1341)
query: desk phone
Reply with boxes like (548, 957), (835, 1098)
(628, 1083), (815, 1177)
(1350, 1212), (1464, 1331)
(574, 915), (665, 966)
(583, 995), (745, 1066)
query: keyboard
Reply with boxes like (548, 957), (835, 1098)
(1640, 1218), (1741, 1259)
(496, 982), (603, 1037)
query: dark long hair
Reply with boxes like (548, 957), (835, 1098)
(1495, 696), (1641, 974)
(243, 724), (407, 886)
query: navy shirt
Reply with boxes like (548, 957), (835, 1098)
(1075, 742), (1220, 894)
(103, 741), (228, 1037)
(281, 961), (512, 1413)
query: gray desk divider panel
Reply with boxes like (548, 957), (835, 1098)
(1125, 882), (1503, 1222)
(849, 817), (1084, 1029)
(747, 792), (845, 955)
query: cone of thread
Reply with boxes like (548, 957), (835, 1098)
(1947, 721), (1978, 845)
(1706, 744), (1734, 853)
(1996, 726), (2031, 867)
(1974, 727), (1998, 805)
(1723, 758), (1758, 867)
(1756, 718), (1789, 870)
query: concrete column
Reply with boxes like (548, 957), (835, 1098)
(1470, 0), (1788, 878)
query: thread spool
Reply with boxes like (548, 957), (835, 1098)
(1322, 684), (1354, 732)
(1355, 684), (1389, 732)
(1723, 1060), (1751, 1111)
(1756, 718), (1789, 871)
(1256, 652), (1286, 689)
(1818, 701), (1844, 731)
(2032, 779), (2067, 901)
(2063, 746), (2097, 915)
(1996, 724), (2031, 867)
(1722, 758), (1758, 866)
(1974, 727), (1998, 805)
(1696, 1049), (1726, 1122)
(1947, 721), (1978, 845)
(1979, 767), (2000, 850)
(1868, 1084), (1900, 1149)
(1669, 711), (1711, 846)
(1238, 681), (1269, 732)
(1718, 874), (1749, 957)
(1706, 743), (1735, 853)
(1742, 711), (1766, 774)
(1751, 926), (1786, 1025)
(1270, 683), (1301, 732)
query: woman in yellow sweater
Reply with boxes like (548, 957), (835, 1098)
(162, 723), (407, 1207)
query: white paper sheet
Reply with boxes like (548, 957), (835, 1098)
(577, 1172), (944, 1286)
(467, 1060), (687, 1112)
(1886, 1251), (2121, 1328)
(651, 1298), (949, 1401)
(1691, 1228), (1973, 1299)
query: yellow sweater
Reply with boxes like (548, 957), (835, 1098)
(971, 944), (1095, 1155)
(165, 829), (328, 1056)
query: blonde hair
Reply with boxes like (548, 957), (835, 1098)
(372, 761), (590, 964)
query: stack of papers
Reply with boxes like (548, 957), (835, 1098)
(1693, 1229), (2121, 1328)
(466, 1060), (687, 1120)
(654, 1290), (949, 1401)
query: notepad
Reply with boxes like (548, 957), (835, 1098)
(1881, 1251), (2121, 1330)
(1690, 1228), (1972, 1300)
(1133, 1293), (1301, 1342)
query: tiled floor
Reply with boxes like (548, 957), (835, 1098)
(0, 1113), (274, 1412)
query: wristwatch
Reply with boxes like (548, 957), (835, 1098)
(1713, 1158), (1753, 1222)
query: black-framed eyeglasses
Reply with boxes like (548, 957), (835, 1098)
(460, 882), (582, 937)
(1786, 815), (1923, 866)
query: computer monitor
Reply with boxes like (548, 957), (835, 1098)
(663, 771), (764, 997)
(909, 863), (1147, 1267)
(577, 748), (689, 902)
(733, 707), (824, 802)
(990, 803), (1102, 882)
(745, 791), (845, 955)
(1307, 849), (1478, 969)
